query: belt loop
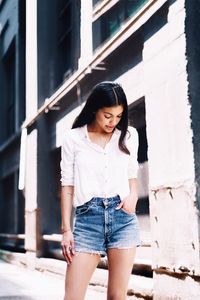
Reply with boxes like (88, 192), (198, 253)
(103, 198), (109, 208)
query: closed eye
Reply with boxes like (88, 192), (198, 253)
(104, 115), (122, 119)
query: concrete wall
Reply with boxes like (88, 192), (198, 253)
(154, 271), (200, 300)
(185, 1), (200, 297)
(185, 0), (200, 233)
(142, 0), (200, 298)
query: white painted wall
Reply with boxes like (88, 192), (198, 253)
(25, 0), (39, 267)
(25, 128), (39, 268)
(143, 10), (194, 189)
(78, 0), (93, 69)
(154, 272), (200, 300)
(143, 0), (200, 278)
(56, 105), (83, 148)
(26, 0), (38, 118)
(117, 62), (144, 105)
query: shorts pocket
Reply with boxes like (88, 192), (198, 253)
(76, 205), (90, 216)
(120, 208), (136, 216)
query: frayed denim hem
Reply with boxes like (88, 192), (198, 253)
(75, 248), (106, 256)
(106, 241), (142, 250)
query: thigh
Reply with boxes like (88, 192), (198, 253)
(107, 247), (136, 300)
(64, 252), (100, 300)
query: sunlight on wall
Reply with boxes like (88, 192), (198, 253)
(55, 104), (84, 148)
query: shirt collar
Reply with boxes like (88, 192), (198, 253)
(81, 124), (120, 141)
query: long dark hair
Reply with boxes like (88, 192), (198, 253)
(72, 81), (130, 154)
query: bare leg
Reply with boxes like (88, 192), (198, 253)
(107, 247), (136, 300)
(64, 252), (101, 300)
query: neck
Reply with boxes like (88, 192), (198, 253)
(87, 123), (113, 135)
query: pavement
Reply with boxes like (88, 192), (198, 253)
(0, 260), (106, 300)
(0, 250), (153, 299)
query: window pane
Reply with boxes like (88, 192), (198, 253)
(2, 39), (16, 139)
(93, 0), (148, 50)
(126, 0), (148, 18)
(93, 0), (102, 7)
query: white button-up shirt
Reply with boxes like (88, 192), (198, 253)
(60, 124), (138, 207)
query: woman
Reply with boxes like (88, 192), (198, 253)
(60, 81), (141, 300)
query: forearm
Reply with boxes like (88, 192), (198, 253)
(129, 178), (138, 200)
(60, 185), (74, 232)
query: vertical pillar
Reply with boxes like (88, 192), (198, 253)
(14, 172), (18, 234)
(78, 0), (93, 69)
(26, 0), (38, 118)
(143, 0), (200, 298)
(25, 0), (40, 269)
(25, 129), (41, 269)
(15, 35), (19, 131)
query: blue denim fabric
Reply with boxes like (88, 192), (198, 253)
(73, 195), (141, 255)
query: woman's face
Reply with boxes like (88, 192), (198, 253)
(94, 105), (124, 133)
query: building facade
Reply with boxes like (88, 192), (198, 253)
(0, 0), (25, 250)
(0, 0), (200, 299)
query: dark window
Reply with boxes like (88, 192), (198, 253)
(1, 174), (15, 233)
(0, 173), (25, 234)
(37, 0), (80, 103)
(17, 189), (25, 234)
(129, 98), (148, 163)
(57, 0), (73, 82)
(93, 0), (102, 7)
(18, 0), (26, 126)
(129, 99), (149, 215)
(93, 0), (148, 50)
(0, 0), (6, 11)
(2, 39), (16, 140)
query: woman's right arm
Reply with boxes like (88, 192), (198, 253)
(60, 131), (75, 264)
(61, 185), (75, 264)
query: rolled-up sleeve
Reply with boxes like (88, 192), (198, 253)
(60, 132), (74, 186)
(127, 127), (139, 179)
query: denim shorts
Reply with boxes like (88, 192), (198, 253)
(73, 195), (141, 255)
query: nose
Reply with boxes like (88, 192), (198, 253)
(110, 118), (118, 126)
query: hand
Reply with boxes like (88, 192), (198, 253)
(115, 194), (138, 214)
(61, 230), (75, 264)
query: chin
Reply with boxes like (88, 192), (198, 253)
(105, 126), (115, 131)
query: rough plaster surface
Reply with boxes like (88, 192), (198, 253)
(150, 186), (199, 275)
(142, 0), (200, 297)
(185, 0), (200, 210)
(153, 272), (200, 300)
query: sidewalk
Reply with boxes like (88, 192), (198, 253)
(0, 260), (106, 300)
(0, 249), (153, 299)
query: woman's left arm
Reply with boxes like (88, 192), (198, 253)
(116, 127), (139, 213)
